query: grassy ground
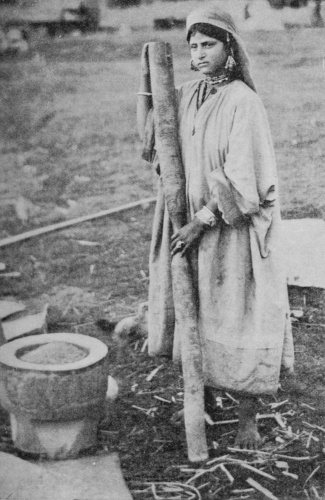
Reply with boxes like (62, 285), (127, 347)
(1, 23), (325, 500)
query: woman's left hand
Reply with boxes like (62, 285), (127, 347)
(171, 218), (206, 257)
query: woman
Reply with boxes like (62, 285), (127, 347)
(138, 5), (294, 448)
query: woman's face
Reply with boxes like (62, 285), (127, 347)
(190, 31), (227, 77)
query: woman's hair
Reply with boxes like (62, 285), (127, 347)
(186, 22), (228, 43)
(187, 22), (243, 81)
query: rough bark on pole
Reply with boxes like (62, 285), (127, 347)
(148, 42), (208, 462)
(172, 254), (208, 462)
(148, 42), (186, 232)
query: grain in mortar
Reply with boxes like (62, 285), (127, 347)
(19, 341), (87, 364)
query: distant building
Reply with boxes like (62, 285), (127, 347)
(268, 0), (309, 8)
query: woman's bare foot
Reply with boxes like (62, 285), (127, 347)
(171, 391), (261, 449)
(235, 395), (261, 449)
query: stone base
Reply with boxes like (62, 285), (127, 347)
(0, 451), (133, 500)
(10, 413), (99, 460)
(0, 333), (109, 460)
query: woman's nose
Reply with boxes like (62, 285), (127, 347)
(198, 46), (205, 59)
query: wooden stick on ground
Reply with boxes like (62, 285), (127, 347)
(0, 197), (157, 248)
(147, 41), (208, 462)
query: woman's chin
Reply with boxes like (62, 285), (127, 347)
(199, 68), (212, 76)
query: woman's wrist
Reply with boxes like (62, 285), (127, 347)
(193, 216), (207, 231)
(194, 206), (218, 227)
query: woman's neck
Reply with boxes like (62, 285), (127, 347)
(204, 73), (229, 85)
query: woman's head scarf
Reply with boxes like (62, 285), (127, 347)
(186, 5), (257, 93)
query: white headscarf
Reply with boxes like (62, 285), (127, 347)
(186, 5), (257, 92)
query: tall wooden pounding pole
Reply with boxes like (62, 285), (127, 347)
(147, 42), (208, 462)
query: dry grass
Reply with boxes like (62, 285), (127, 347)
(0, 20), (324, 304)
(0, 26), (324, 235)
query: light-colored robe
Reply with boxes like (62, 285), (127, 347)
(148, 79), (294, 395)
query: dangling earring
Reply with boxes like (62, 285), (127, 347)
(190, 60), (199, 72)
(225, 54), (236, 72)
(225, 33), (236, 73)
(225, 47), (236, 72)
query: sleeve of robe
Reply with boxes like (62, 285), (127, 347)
(208, 91), (278, 258)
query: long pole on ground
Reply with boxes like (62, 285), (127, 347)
(147, 42), (208, 462)
(0, 197), (157, 248)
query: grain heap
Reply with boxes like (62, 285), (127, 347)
(19, 341), (87, 364)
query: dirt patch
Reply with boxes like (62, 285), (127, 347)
(2, 213), (325, 499)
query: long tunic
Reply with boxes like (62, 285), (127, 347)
(148, 79), (294, 395)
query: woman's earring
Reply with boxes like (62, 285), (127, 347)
(225, 55), (236, 72)
(225, 47), (237, 73)
(225, 43), (236, 72)
(190, 60), (199, 72)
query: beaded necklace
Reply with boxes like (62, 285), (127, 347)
(204, 73), (229, 86)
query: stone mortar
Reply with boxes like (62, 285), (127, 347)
(0, 333), (109, 459)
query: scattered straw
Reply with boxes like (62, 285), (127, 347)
(228, 447), (271, 456)
(154, 395), (171, 404)
(219, 464), (234, 483)
(238, 462), (276, 481)
(141, 338), (148, 352)
(269, 400), (289, 410)
(306, 432), (313, 449)
(303, 488), (311, 499)
(303, 421), (325, 433)
(127, 348), (325, 499)
(300, 403), (316, 411)
(231, 488), (255, 494)
(225, 392), (239, 404)
(275, 454), (318, 461)
(246, 478), (278, 500)
(310, 485), (321, 499)
(274, 413), (286, 428)
(207, 418), (239, 426)
(282, 471), (298, 480)
(146, 365), (164, 382)
(303, 464), (320, 488)
(141, 482), (202, 500)
(131, 405), (157, 417)
(206, 454), (230, 466)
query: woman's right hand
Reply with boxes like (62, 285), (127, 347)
(170, 218), (206, 257)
